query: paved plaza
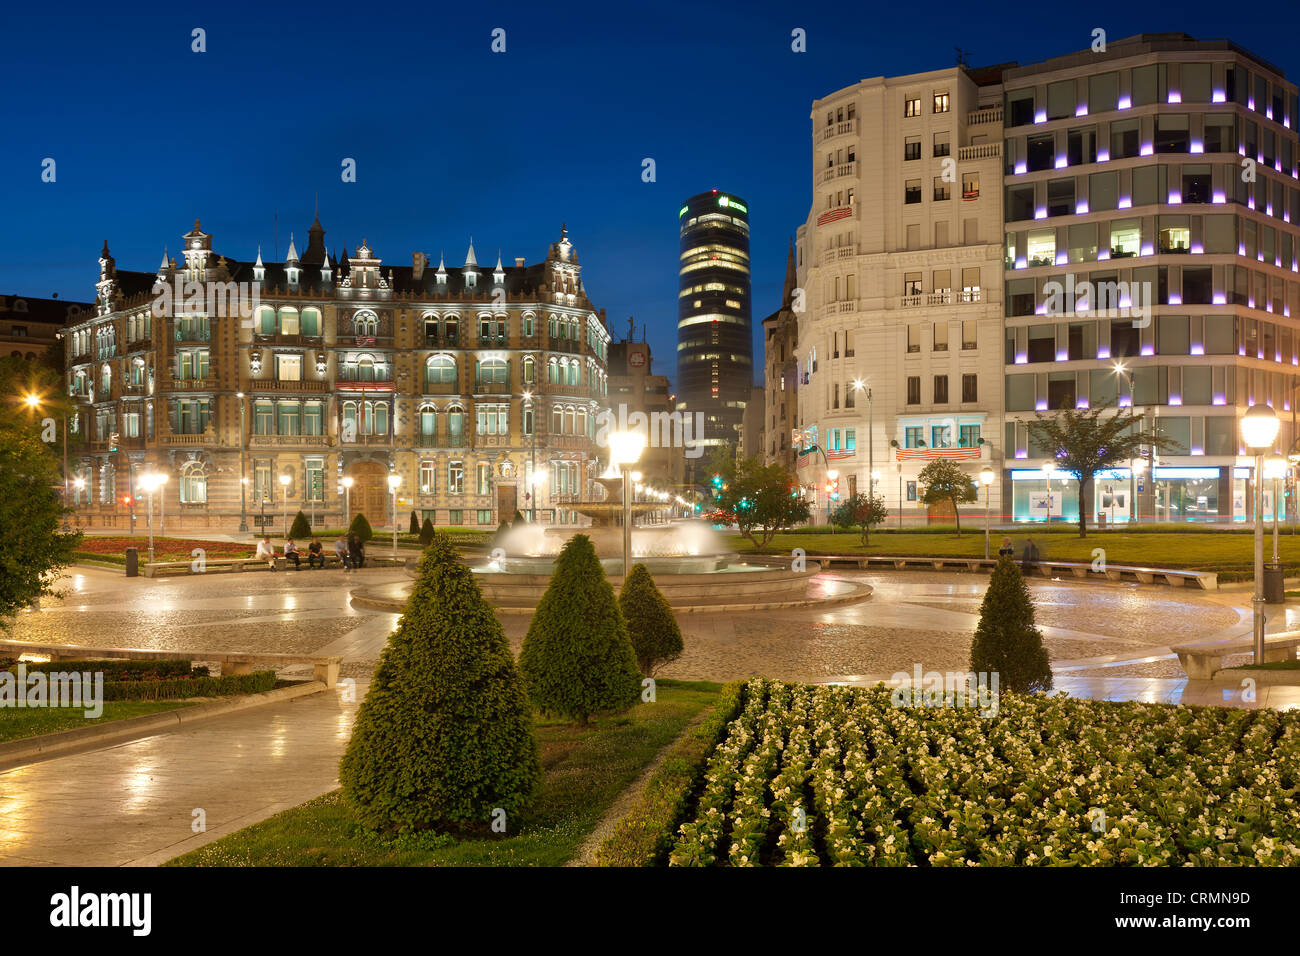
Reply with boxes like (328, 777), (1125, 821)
(3, 563), (1299, 866)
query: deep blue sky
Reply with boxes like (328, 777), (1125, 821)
(4, 0), (1299, 388)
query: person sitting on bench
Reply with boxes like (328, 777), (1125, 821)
(255, 535), (277, 571)
(307, 537), (325, 569)
(284, 537), (302, 570)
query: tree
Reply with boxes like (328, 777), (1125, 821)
(619, 564), (684, 676)
(831, 492), (888, 546)
(339, 533), (540, 832)
(708, 452), (811, 550)
(419, 516), (435, 547)
(519, 534), (641, 723)
(0, 424), (80, 631)
(510, 509), (525, 528)
(917, 458), (978, 536)
(409, 510), (420, 534)
(347, 512), (373, 543)
(969, 556), (1053, 694)
(288, 510), (311, 539)
(1026, 401), (1183, 537)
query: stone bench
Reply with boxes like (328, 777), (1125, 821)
(1169, 633), (1300, 679)
(0, 639), (342, 687)
(803, 555), (1216, 589)
(142, 553), (413, 576)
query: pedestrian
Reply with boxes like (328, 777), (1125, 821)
(998, 536), (1015, 558)
(1021, 535), (1041, 572)
(284, 537), (302, 570)
(334, 534), (351, 570)
(255, 535), (277, 571)
(308, 536), (325, 569)
(348, 532), (365, 570)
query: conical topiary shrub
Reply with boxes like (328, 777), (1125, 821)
(511, 509), (525, 528)
(619, 563), (684, 676)
(519, 534), (641, 723)
(409, 510), (420, 534)
(419, 516), (435, 547)
(339, 533), (540, 832)
(969, 555), (1053, 693)
(288, 510), (311, 539)
(348, 512), (373, 544)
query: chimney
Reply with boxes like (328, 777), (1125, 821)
(412, 251), (427, 280)
(514, 257), (525, 267)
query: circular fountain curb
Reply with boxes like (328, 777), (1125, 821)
(348, 577), (873, 616)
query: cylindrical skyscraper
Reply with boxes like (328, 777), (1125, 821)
(676, 190), (753, 465)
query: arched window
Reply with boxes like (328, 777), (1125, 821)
(444, 315), (459, 346)
(523, 312), (536, 336)
(342, 401), (358, 440)
(547, 358), (559, 384)
(565, 406), (576, 435)
(447, 404), (465, 441)
(300, 307), (321, 336)
(374, 401), (388, 436)
(418, 403), (437, 440)
(353, 310), (378, 336)
(256, 306), (275, 335)
(567, 361), (580, 386)
(478, 358), (508, 385)
(552, 406), (564, 433)
(278, 307), (299, 335)
(179, 461), (207, 504)
(99, 364), (111, 396)
(357, 354), (376, 382)
(422, 311), (439, 343)
(576, 407), (587, 436)
(523, 355), (535, 384)
(426, 354), (457, 384)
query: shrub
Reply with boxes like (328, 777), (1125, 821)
(103, 670), (276, 700)
(596, 682), (743, 866)
(289, 510), (312, 539)
(619, 564), (684, 676)
(409, 511), (420, 534)
(419, 517), (435, 547)
(519, 534), (641, 723)
(339, 533), (540, 832)
(348, 513), (374, 544)
(970, 555), (1052, 693)
(511, 509), (526, 528)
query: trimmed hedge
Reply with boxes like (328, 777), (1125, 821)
(595, 681), (744, 867)
(0, 658), (200, 679)
(103, 671), (276, 700)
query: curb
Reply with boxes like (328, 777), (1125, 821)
(1209, 668), (1300, 687)
(0, 680), (328, 768)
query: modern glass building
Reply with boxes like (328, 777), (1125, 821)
(1001, 34), (1300, 522)
(676, 190), (753, 465)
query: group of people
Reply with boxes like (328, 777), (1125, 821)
(254, 534), (366, 571)
(997, 535), (1043, 568)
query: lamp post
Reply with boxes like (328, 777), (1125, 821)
(237, 393), (248, 532)
(138, 472), (159, 563)
(24, 392), (73, 531)
(530, 466), (548, 525)
(1242, 403), (1280, 665)
(607, 430), (646, 577)
(342, 475), (354, 530)
(980, 465), (995, 559)
(524, 390), (537, 521)
(1113, 363), (1142, 524)
(157, 472), (168, 534)
(852, 379), (873, 498)
(1042, 459), (1056, 525)
(279, 471), (291, 538)
(388, 472), (402, 563)
(826, 469), (839, 522)
(1265, 455), (1287, 565)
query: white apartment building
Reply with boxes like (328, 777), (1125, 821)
(794, 66), (1007, 524)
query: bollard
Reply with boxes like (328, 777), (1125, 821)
(125, 547), (139, 577)
(1263, 562), (1285, 605)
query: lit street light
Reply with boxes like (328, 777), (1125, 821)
(607, 430), (646, 576)
(342, 475), (354, 529)
(1042, 459), (1056, 525)
(388, 472), (402, 563)
(138, 472), (161, 564)
(1242, 403), (1281, 665)
(279, 471), (291, 538)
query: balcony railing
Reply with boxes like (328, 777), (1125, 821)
(337, 433), (391, 446)
(163, 433), (218, 445)
(477, 336), (508, 348)
(162, 378), (213, 391)
(174, 326), (211, 343)
(251, 379), (328, 392)
(900, 290), (983, 308)
(473, 381), (512, 394)
(336, 377), (395, 392)
(253, 332), (323, 347)
(249, 434), (328, 446)
(957, 142), (1001, 161)
(967, 105), (1003, 126)
(423, 380), (461, 394)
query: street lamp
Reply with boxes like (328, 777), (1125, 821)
(388, 472), (402, 563)
(138, 472), (160, 563)
(607, 430), (646, 576)
(1265, 455), (1287, 566)
(980, 466), (995, 559)
(826, 469), (839, 522)
(237, 393), (248, 532)
(524, 390), (537, 521)
(24, 391), (72, 531)
(279, 471), (291, 538)
(1113, 363), (1142, 523)
(1042, 459), (1056, 525)
(1242, 403), (1280, 665)
(342, 475), (354, 529)
(157, 472), (169, 535)
(853, 379), (873, 498)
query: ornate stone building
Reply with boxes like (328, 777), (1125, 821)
(63, 218), (611, 532)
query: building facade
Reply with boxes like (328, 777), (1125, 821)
(63, 219), (612, 532)
(999, 34), (1300, 523)
(607, 327), (685, 494)
(2, 294), (92, 363)
(781, 33), (1300, 525)
(794, 66), (1006, 523)
(676, 190), (754, 478)
(760, 241), (800, 472)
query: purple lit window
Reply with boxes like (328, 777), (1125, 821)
(1190, 343), (1204, 355)
(1097, 149), (1110, 162)
(1169, 395), (1182, 406)
(1212, 191), (1226, 203)
(1035, 398), (1048, 411)
(1168, 91), (1182, 104)
(1140, 143), (1153, 156)
(1076, 105), (1088, 117)
(1212, 90), (1226, 103)
(1076, 200), (1090, 214)
(1118, 197), (1132, 209)
(1190, 140), (1204, 154)
(1118, 96), (1131, 109)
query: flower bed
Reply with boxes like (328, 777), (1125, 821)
(666, 679), (1300, 866)
(74, 536), (253, 560)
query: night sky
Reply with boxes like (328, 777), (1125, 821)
(4, 0), (1298, 388)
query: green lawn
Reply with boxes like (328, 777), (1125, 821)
(727, 529), (1300, 571)
(0, 700), (197, 743)
(166, 679), (721, 867)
